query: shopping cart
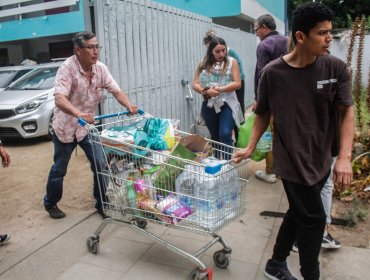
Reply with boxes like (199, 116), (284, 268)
(80, 110), (248, 280)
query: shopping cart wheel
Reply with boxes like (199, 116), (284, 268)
(86, 236), (99, 254)
(191, 268), (213, 280)
(135, 218), (148, 229)
(213, 250), (230, 269)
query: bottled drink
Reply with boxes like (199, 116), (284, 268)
(143, 174), (156, 201)
(194, 159), (225, 228)
(126, 180), (137, 215)
(211, 62), (222, 85)
(222, 165), (240, 220)
(175, 165), (197, 210)
(256, 130), (272, 153)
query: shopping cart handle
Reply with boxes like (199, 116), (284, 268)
(204, 159), (233, 174)
(78, 109), (145, 127)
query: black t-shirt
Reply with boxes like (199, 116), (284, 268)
(255, 55), (352, 185)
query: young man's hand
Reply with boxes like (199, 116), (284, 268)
(333, 156), (352, 189)
(233, 145), (254, 163)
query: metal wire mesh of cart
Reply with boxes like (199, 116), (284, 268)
(86, 112), (248, 235)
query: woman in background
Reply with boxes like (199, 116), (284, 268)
(192, 37), (243, 158)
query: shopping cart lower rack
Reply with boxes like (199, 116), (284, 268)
(81, 110), (248, 280)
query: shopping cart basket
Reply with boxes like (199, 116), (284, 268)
(80, 110), (248, 280)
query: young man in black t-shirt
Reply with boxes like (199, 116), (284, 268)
(234, 3), (354, 280)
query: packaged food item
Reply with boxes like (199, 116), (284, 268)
(155, 194), (178, 213)
(155, 194), (192, 224)
(137, 198), (157, 212)
(134, 178), (149, 200)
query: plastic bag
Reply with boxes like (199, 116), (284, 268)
(236, 114), (267, 162)
(134, 118), (171, 156)
(154, 143), (196, 194)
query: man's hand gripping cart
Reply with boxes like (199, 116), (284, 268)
(79, 110), (248, 280)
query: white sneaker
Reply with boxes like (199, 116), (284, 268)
(255, 170), (277, 183)
(322, 232), (341, 249)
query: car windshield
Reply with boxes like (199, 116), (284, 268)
(8, 67), (58, 90)
(0, 70), (17, 88)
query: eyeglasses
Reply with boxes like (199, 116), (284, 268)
(80, 44), (102, 50)
(254, 27), (262, 33)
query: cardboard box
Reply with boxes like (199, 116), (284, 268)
(179, 134), (212, 163)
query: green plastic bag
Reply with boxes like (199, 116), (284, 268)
(236, 114), (266, 162)
(154, 143), (196, 194)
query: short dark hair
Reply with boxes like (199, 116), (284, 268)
(72, 31), (96, 48)
(292, 2), (333, 44)
(255, 14), (276, 31)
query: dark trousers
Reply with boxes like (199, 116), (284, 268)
(44, 133), (107, 209)
(235, 79), (245, 115)
(272, 171), (330, 280)
(234, 80), (245, 142)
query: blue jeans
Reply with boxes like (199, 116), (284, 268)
(201, 101), (235, 159)
(321, 157), (336, 224)
(44, 133), (106, 209)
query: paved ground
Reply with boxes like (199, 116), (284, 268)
(0, 175), (369, 280)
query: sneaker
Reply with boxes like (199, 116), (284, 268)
(45, 205), (66, 219)
(264, 259), (298, 280)
(292, 241), (299, 252)
(0, 234), (10, 245)
(322, 232), (341, 249)
(255, 170), (277, 183)
(96, 207), (110, 219)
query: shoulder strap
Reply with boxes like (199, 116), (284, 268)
(226, 56), (234, 70)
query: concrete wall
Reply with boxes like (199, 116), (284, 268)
(331, 34), (370, 87)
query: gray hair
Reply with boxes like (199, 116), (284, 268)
(255, 14), (276, 31)
(72, 31), (96, 48)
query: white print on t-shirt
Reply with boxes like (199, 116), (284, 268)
(317, 79), (337, 89)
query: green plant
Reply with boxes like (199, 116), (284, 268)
(346, 17), (359, 73)
(344, 208), (356, 227)
(353, 17), (366, 133)
(357, 209), (368, 221)
(343, 198), (369, 226)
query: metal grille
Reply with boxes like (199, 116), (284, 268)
(0, 110), (16, 119)
(94, 0), (256, 131)
(0, 127), (21, 138)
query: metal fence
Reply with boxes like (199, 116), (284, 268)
(95, 0), (256, 132)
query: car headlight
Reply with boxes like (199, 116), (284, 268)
(15, 95), (48, 114)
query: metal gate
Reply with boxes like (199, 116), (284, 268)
(95, 0), (256, 131)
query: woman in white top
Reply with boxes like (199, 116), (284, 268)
(192, 37), (243, 158)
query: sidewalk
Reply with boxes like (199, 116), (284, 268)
(0, 175), (369, 280)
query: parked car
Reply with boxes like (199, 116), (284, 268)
(0, 65), (36, 91)
(0, 61), (63, 140)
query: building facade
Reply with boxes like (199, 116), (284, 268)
(0, 0), (286, 66)
(153, 0), (287, 34)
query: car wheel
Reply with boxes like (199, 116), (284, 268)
(46, 114), (53, 141)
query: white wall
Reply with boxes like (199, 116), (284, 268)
(331, 34), (370, 87)
(242, 0), (285, 34)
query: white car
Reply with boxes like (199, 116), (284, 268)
(0, 61), (63, 140)
(0, 65), (36, 91)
